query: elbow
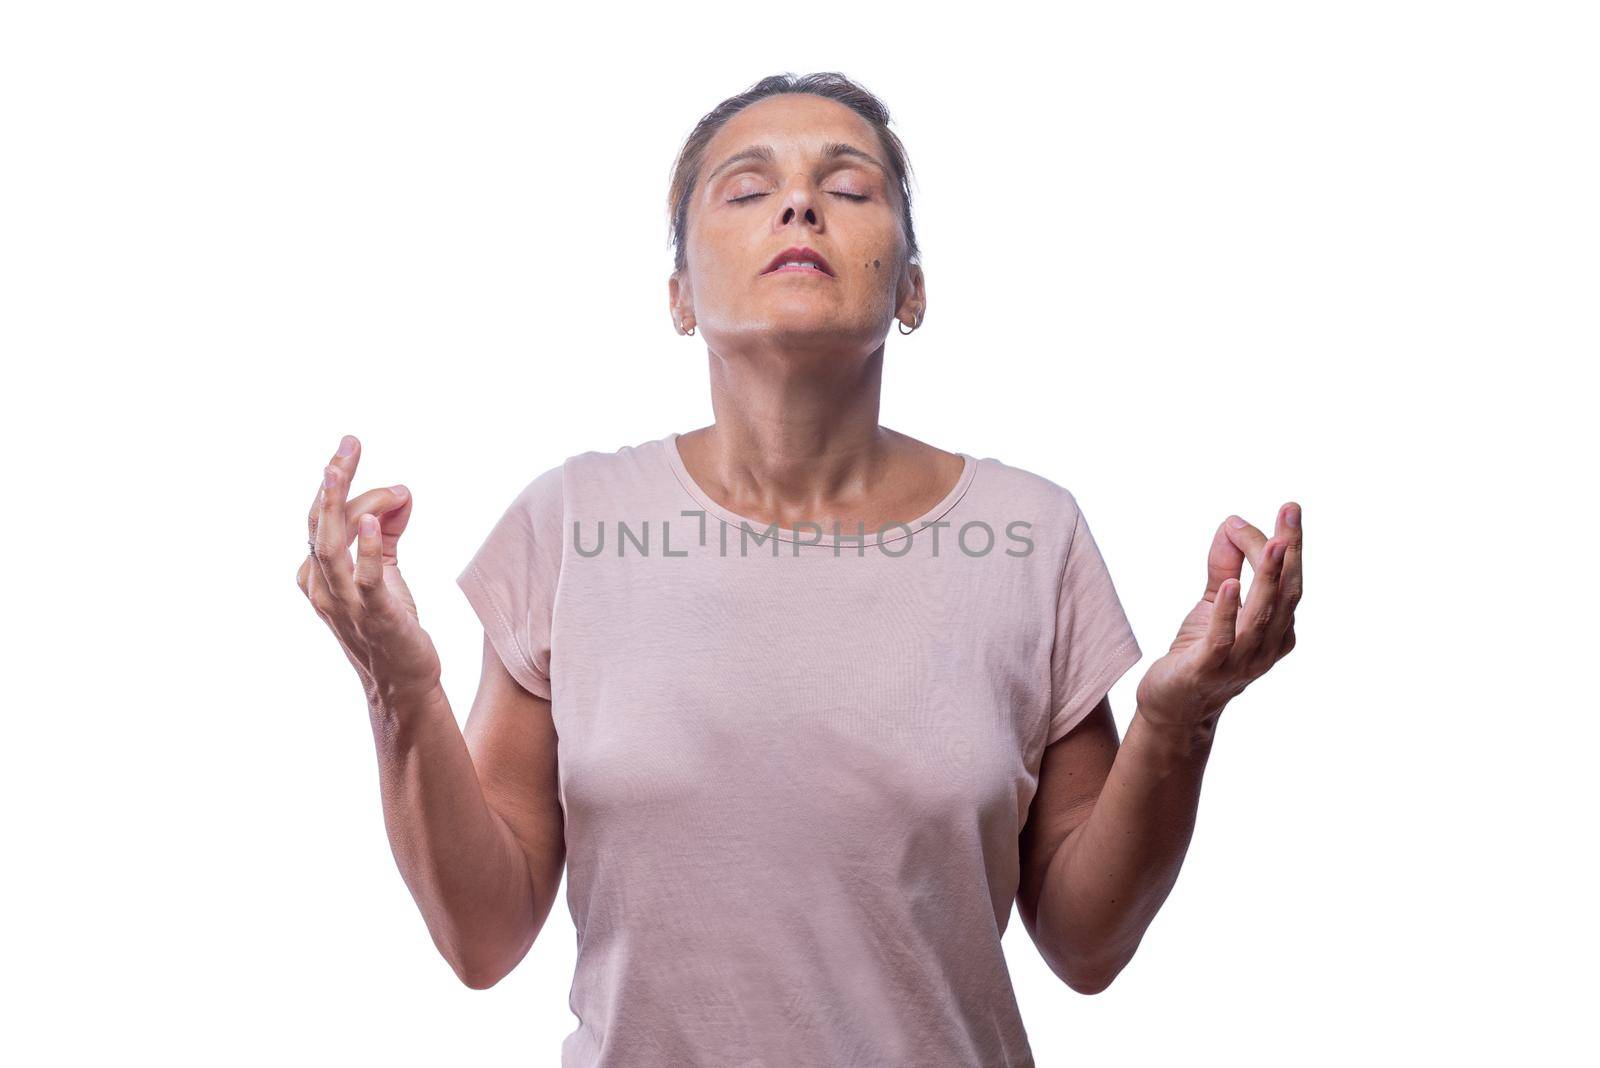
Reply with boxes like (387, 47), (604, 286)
(1060, 948), (1136, 996)
(1064, 969), (1118, 996)
(441, 908), (547, 991)
(450, 952), (509, 991)
(443, 921), (541, 990)
(440, 932), (516, 990)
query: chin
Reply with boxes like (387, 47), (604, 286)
(705, 300), (880, 352)
(762, 312), (852, 341)
(757, 298), (855, 331)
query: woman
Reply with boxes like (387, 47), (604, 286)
(298, 72), (1302, 1067)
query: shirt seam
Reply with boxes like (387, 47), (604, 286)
(1053, 633), (1141, 721)
(464, 558), (543, 689)
(1044, 497), (1083, 736)
(659, 435), (980, 546)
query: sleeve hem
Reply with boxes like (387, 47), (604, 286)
(456, 561), (552, 701)
(1045, 635), (1143, 746)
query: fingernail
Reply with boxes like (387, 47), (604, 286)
(360, 514), (377, 535)
(1286, 504), (1300, 528)
(391, 484), (408, 497)
(337, 435), (356, 457)
(324, 466), (337, 488)
(1227, 515), (1247, 529)
(1272, 541), (1286, 563)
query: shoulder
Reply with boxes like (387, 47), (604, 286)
(562, 434), (671, 483)
(965, 450), (1087, 532)
(497, 435), (680, 528)
(555, 434), (678, 512)
(495, 458), (564, 530)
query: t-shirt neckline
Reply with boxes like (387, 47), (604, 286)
(661, 431), (977, 546)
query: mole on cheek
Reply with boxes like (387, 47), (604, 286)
(873, 259), (881, 269)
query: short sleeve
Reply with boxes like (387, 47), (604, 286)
(456, 462), (565, 700)
(1046, 497), (1143, 745)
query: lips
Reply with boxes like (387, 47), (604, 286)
(761, 246), (834, 276)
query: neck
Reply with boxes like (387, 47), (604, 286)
(692, 340), (891, 510)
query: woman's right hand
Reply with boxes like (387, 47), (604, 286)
(298, 435), (443, 706)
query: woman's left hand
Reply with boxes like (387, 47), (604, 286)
(1134, 502), (1303, 734)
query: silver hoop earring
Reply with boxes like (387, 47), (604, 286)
(897, 318), (916, 335)
(685, 325), (695, 336)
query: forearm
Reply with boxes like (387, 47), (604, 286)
(1035, 706), (1219, 991)
(368, 682), (536, 986)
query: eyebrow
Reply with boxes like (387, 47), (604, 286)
(704, 141), (887, 186)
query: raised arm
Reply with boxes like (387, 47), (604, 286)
(297, 434), (564, 988)
(1018, 502), (1303, 993)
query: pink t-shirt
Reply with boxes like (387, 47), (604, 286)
(457, 432), (1142, 1067)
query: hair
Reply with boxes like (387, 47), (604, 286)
(666, 72), (920, 275)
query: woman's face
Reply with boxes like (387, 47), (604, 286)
(670, 93), (925, 358)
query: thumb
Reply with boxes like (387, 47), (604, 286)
(1197, 578), (1240, 672)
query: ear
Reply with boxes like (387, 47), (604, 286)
(668, 271), (696, 335)
(894, 261), (926, 331)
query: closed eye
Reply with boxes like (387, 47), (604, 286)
(728, 192), (869, 203)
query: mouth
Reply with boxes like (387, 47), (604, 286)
(761, 246), (834, 277)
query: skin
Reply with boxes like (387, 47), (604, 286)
(297, 91), (1303, 994)
(297, 445), (562, 988)
(666, 92), (952, 529)
(1015, 506), (1301, 992)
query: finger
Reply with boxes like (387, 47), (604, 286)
(1276, 500), (1303, 621)
(307, 434), (358, 544)
(1236, 536), (1287, 659)
(343, 485), (410, 547)
(300, 551), (339, 618)
(312, 436), (361, 603)
(1204, 518), (1247, 602)
(1197, 577), (1241, 671)
(352, 512), (393, 611)
(1261, 502), (1302, 651)
(1223, 515), (1271, 571)
(377, 485), (414, 561)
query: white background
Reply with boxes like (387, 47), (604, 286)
(4, 2), (1594, 1063)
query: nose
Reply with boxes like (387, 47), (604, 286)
(776, 175), (822, 230)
